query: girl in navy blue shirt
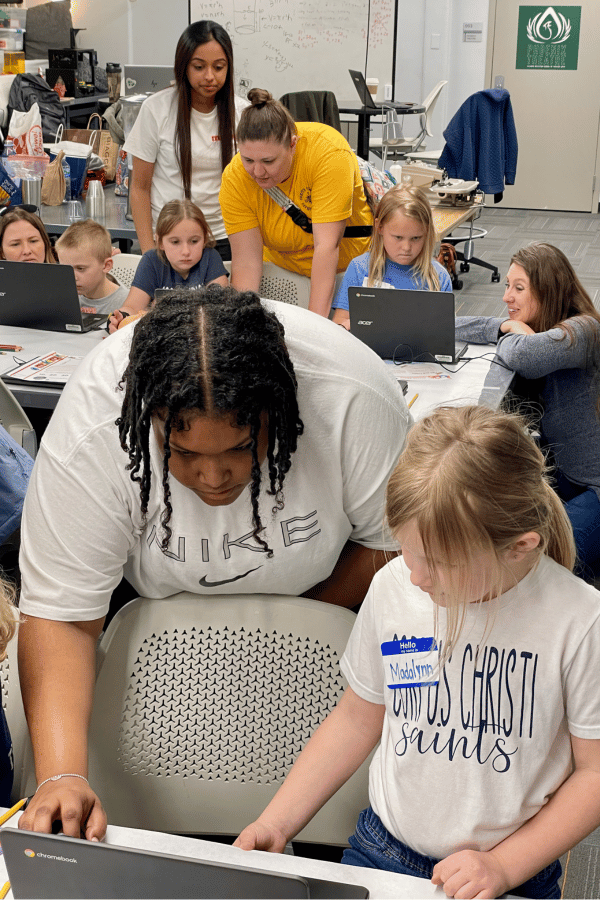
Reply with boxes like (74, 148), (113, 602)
(108, 199), (228, 331)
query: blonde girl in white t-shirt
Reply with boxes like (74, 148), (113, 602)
(235, 404), (600, 900)
(125, 20), (246, 260)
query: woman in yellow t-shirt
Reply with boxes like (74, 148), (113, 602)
(219, 88), (372, 317)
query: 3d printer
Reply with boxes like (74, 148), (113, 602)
(46, 48), (97, 98)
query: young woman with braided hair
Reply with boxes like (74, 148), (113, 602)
(17, 285), (411, 841)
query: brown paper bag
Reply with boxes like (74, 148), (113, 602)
(64, 114), (119, 182)
(41, 150), (66, 206)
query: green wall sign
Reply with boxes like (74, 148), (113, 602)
(516, 6), (581, 70)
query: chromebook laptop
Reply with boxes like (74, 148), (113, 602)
(0, 260), (107, 332)
(123, 65), (174, 95)
(1, 829), (370, 899)
(348, 286), (467, 364)
(348, 70), (416, 111)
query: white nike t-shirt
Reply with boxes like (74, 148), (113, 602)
(19, 302), (411, 621)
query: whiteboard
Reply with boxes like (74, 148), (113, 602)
(189, 0), (396, 102)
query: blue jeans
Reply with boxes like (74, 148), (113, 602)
(553, 469), (600, 582)
(342, 807), (561, 899)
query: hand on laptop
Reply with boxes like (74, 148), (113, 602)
(18, 776), (107, 841)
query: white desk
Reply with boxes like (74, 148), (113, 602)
(0, 811), (444, 899)
(0, 325), (104, 409)
(388, 344), (513, 420)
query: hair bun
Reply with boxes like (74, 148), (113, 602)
(247, 87), (273, 108)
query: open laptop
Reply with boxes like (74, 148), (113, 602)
(0, 829), (369, 899)
(123, 64), (174, 95)
(348, 286), (467, 364)
(348, 70), (416, 111)
(0, 260), (107, 333)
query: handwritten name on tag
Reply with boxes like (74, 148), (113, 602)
(381, 636), (438, 689)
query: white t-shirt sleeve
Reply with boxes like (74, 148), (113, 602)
(564, 612), (600, 739)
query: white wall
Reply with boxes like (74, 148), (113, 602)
(26, 0), (488, 148)
(395, 0), (489, 150)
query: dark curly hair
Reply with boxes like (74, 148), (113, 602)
(117, 286), (304, 554)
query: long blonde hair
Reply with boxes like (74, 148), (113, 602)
(386, 405), (575, 663)
(0, 579), (18, 662)
(368, 185), (439, 290)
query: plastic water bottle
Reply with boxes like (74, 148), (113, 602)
(62, 158), (71, 203)
(1, 140), (15, 159)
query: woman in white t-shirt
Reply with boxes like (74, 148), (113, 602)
(124, 20), (247, 260)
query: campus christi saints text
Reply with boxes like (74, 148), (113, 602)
(385, 635), (538, 774)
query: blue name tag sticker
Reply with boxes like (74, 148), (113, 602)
(381, 635), (439, 689)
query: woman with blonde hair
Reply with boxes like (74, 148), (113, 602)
(235, 404), (600, 900)
(331, 185), (451, 329)
(219, 88), (373, 317)
(456, 241), (600, 580)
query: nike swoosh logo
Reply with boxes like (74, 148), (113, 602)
(199, 565), (262, 587)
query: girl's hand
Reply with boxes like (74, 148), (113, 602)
(432, 849), (509, 899)
(499, 319), (535, 336)
(107, 309), (125, 334)
(233, 820), (289, 854)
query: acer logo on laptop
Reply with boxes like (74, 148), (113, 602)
(357, 320), (373, 325)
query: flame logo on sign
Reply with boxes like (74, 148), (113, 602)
(527, 7), (571, 43)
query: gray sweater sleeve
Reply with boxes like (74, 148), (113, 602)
(455, 315), (504, 344)
(495, 317), (600, 379)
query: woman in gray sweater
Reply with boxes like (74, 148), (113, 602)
(456, 242), (600, 581)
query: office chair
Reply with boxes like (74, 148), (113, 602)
(259, 262), (311, 308)
(279, 91), (341, 132)
(370, 80), (448, 168)
(87, 592), (372, 844)
(0, 381), (36, 459)
(110, 252), (142, 290)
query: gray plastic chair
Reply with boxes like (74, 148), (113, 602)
(0, 381), (36, 459)
(110, 252), (141, 290)
(87, 592), (372, 844)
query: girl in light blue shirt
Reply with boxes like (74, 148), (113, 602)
(332, 185), (451, 329)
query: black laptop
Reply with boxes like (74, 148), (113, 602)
(348, 70), (416, 111)
(348, 286), (467, 364)
(0, 829), (370, 899)
(0, 260), (107, 332)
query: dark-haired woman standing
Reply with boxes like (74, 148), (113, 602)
(17, 286), (410, 840)
(124, 20), (247, 260)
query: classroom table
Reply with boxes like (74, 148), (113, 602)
(40, 186), (136, 252)
(0, 322), (512, 418)
(338, 101), (425, 159)
(431, 199), (483, 243)
(0, 811), (443, 899)
(59, 94), (110, 128)
(0, 324), (104, 410)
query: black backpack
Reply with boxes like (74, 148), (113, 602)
(7, 74), (66, 142)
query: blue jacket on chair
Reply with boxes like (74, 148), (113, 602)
(0, 424), (33, 546)
(438, 89), (518, 195)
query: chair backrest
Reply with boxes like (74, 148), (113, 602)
(110, 252), (142, 289)
(0, 381), (36, 459)
(87, 592), (371, 844)
(279, 91), (341, 132)
(422, 80), (448, 138)
(259, 262), (311, 308)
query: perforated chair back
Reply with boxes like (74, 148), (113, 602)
(0, 381), (36, 458)
(88, 593), (371, 843)
(259, 263), (311, 308)
(110, 253), (142, 289)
